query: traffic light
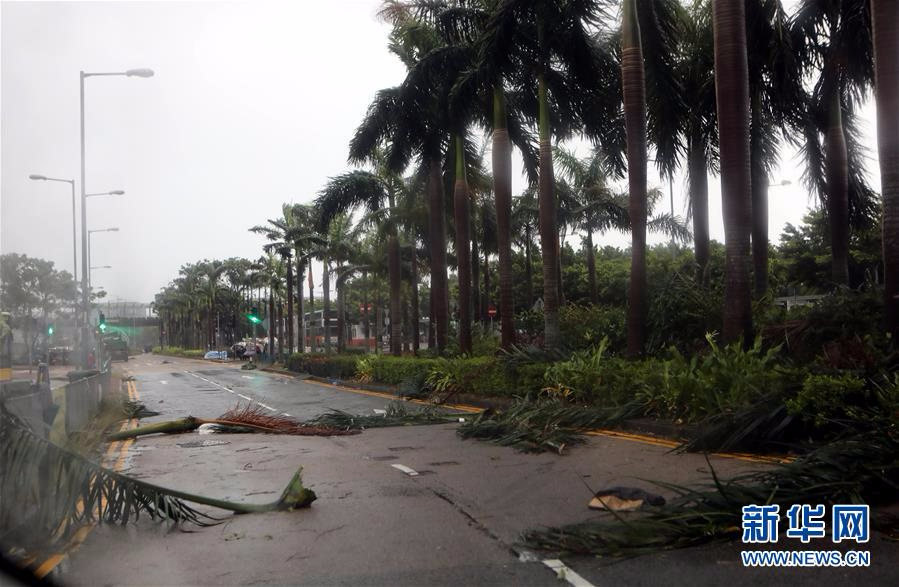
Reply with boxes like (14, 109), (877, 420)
(47, 324), (54, 336)
(247, 306), (261, 324)
(98, 312), (107, 332)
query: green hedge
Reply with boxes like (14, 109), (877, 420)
(357, 355), (438, 385)
(152, 346), (206, 358)
(285, 353), (359, 379)
(283, 352), (549, 398)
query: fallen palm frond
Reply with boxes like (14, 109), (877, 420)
(0, 410), (316, 553)
(682, 392), (802, 454)
(107, 403), (357, 441)
(122, 399), (160, 419)
(458, 398), (645, 454)
(306, 401), (459, 431)
(523, 427), (899, 555)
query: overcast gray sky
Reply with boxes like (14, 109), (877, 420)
(1, 0), (881, 304)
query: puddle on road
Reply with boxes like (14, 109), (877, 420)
(427, 461), (460, 466)
(369, 455), (399, 461)
(387, 446), (423, 452)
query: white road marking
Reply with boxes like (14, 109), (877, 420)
(258, 403), (277, 412)
(373, 408), (387, 415)
(542, 560), (595, 587)
(238, 394), (252, 401)
(160, 380), (168, 385)
(391, 464), (419, 477)
(282, 413), (293, 417)
(241, 375), (253, 379)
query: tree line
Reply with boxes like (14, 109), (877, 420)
(153, 0), (897, 358)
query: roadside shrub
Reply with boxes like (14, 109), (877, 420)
(153, 346), (205, 358)
(656, 335), (800, 421)
(364, 356), (438, 385)
(284, 353), (359, 379)
(514, 304), (626, 351)
(427, 356), (509, 397)
(786, 373), (868, 427)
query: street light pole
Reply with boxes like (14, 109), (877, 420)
(78, 68), (153, 368)
(87, 228), (119, 290)
(28, 175), (78, 286)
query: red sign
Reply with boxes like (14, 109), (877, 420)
(487, 305), (497, 317)
(359, 303), (370, 313)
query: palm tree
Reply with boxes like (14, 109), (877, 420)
(677, 0), (716, 284)
(476, 0), (609, 350)
(512, 188), (539, 308)
(317, 165), (407, 355)
(792, 0), (878, 286)
(621, 0), (649, 356)
(555, 147), (629, 304)
(874, 0), (899, 334)
(198, 260), (225, 349)
(713, 0), (753, 343)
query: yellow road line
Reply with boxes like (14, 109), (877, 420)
(34, 380), (141, 579)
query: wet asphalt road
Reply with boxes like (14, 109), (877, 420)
(54, 354), (899, 586)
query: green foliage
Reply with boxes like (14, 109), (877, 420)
(284, 353), (359, 379)
(655, 336), (799, 421)
(361, 355), (438, 385)
(426, 356), (509, 397)
(515, 304), (626, 350)
(787, 373), (867, 427)
(153, 346), (206, 358)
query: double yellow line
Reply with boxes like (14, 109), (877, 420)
(33, 379), (141, 579)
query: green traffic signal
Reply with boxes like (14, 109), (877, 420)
(247, 306), (261, 324)
(47, 324), (54, 336)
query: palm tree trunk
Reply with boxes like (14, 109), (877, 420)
(492, 87), (515, 349)
(537, 71), (561, 350)
(586, 230), (598, 304)
(322, 257), (331, 353)
(428, 285), (435, 350)
(713, 0), (753, 344)
(402, 294), (410, 352)
(751, 172), (769, 297)
(524, 227), (534, 308)
(471, 232), (481, 324)
(296, 256), (305, 353)
(453, 135), (473, 354)
(285, 254), (294, 355)
(277, 301), (284, 362)
(410, 252), (420, 353)
(689, 136), (711, 285)
(826, 84), (850, 286)
(308, 271), (315, 352)
(428, 157), (449, 354)
(268, 288), (275, 361)
(363, 271), (371, 352)
(483, 250), (491, 326)
(622, 0), (648, 358)
(874, 0), (899, 335)
(557, 233), (565, 305)
(336, 279), (346, 354)
(388, 234), (402, 356)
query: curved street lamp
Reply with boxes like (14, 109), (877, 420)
(79, 67), (153, 367)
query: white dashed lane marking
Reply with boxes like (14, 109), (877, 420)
(391, 464), (419, 477)
(542, 560), (595, 587)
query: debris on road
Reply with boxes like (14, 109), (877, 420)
(106, 404), (359, 440)
(307, 401), (459, 431)
(588, 487), (666, 511)
(122, 399), (160, 419)
(0, 410), (318, 554)
(458, 397), (643, 454)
